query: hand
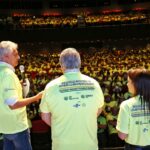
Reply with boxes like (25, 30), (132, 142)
(35, 91), (43, 102)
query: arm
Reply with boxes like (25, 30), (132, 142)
(41, 112), (51, 126)
(97, 107), (103, 117)
(8, 91), (43, 109)
(118, 131), (128, 140)
(116, 102), (129, 141)
(96, 82), (104, 117)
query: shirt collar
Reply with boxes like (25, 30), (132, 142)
(0, 61), (15, 72)
(64, 69), (80, 73)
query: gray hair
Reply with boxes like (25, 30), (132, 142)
(59, 48), (81, 69)
(0, 41), (18, 60)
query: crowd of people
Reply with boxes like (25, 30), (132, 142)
(18, 11), (147, 29)
(0, 11), (149, 30)
(0, 40), (150, 150)
(17, 45), (150, 149)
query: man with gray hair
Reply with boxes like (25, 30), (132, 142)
(0, 40), (42, 150)
(40, 48), (104, 150)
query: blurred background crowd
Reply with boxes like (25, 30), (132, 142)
(0, 0), (150, 149)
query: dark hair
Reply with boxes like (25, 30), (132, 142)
(128, 67), (150, 111)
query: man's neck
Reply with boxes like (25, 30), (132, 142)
(64, 68), (79, 73)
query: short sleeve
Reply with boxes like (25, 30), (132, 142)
(2, 73), (20, 104)
(5, 97), (18, 106)
(95, 81), (104, 108)
(39, 88), (51, 113)
(116, 102), (129, 134)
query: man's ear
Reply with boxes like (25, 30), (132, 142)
(3, 53), (9, 62)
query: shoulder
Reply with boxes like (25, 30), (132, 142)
(45, 76), (62, 90)
(0, 67), (16, 81)
(81, 73), (99, 84)
(120, 97), (135, 109)
(0, 66), (12, 74)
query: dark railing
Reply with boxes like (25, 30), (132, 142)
(0, 23), (150, 43)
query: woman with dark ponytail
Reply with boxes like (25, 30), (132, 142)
(116, 67), (150, 150)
